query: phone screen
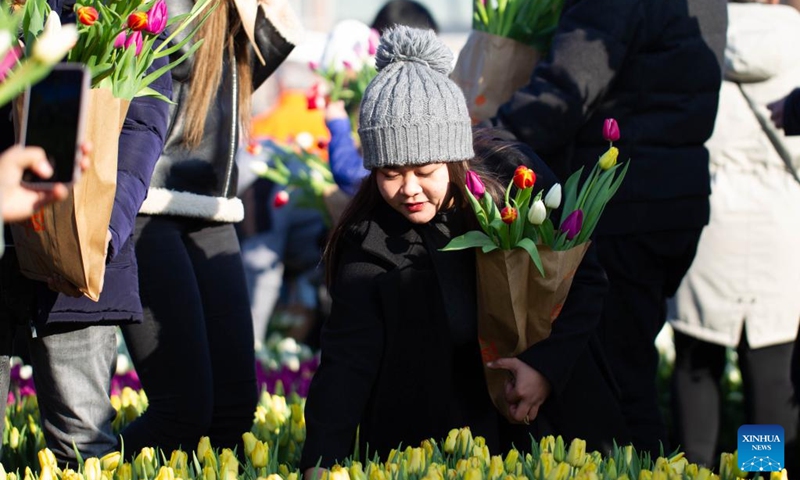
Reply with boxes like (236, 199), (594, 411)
(22, 66), (87, 184)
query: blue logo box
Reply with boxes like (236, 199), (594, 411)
(738, 425), (785, 472)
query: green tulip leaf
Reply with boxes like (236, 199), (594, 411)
(441, 231), (497, 252)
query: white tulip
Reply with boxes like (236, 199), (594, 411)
(545, 183), (562, 209)
(527, 199), (546, 225)
(32, 14), (77, 64)
(0, 31), (11, 58)
(294, 131), (314, 150)
(249, 161), (269, 176)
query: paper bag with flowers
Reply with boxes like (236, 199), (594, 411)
(9, 0), (212, 301)
(443, 120), (627, 420)
(450, 0), (564, 123)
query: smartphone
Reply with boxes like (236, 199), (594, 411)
(19, 63), (90, 186)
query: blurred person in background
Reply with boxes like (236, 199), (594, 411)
(119, 0), (301, 455)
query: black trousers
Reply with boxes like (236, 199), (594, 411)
(673, 330), (799, 474)
(596, 229), (702, 457)
(120, 215), (257, 455)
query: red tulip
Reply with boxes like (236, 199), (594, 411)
(128, 11), (148, 32)
(603, 118), (620, 142)
(560, 209), (583, 240)
(76, 6), (98, 26)
(512, 165), (535, 190)
(501, 206), (518, 224)
(273, 190), (290, 208)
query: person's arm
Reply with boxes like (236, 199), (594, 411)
(106, 53), (172, 260)
(494, 0), (643, 161)
(300, 233), (386, 470)
(326, 103), (368, 196)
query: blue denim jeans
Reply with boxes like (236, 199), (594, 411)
(27, 323), (118, 465)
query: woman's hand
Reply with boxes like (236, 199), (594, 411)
(768, 96), (787, 130)
(487, 357), (552, 424)
(325, 100), (348, 122)
(303, 467), (328, 480)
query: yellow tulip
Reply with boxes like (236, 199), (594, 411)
(770, 470), (789, 480)
(540, 436), (556, 454)
(0, 463), (6, 480)
(566, 439), (587, 467)
(61, 469), (84, 480)
(23, 467), (33, 480)
(134, 447), (157, 478)
(685, 464), (698, 478)
(100, 451), (121, 472)
(457, 428), (474, 456)
(489, 456), (505, 480)
(464, 468), (483, 480)
(110, 395), (121, 411)
(349, 462), (366, 480)
(639, 470), (653, 480)
(624, 446), (635, 466)
(444, 430), (458, 454)
(203, 450), (218, 470)
(84, 458), (102, 480)
(154, 467), (176, 480)
(408, 448), (425, 474)
(220, 449), (239, 473)
(39, 466), (55, 480)
(117, 463), (132, 480)
(598, 147), (619, 170)
(9, 427), (19, 450)
(547, 463), (571, 480)
(653, 471), (668, 480)
(242, 432), (258, 458)
(202, 465), (217, 480)
(695, 468), (712, 480)
(504, 449), (520, 474)
(473, 444), (490, 466)
(38, 448), (58, 470)
(264, 475), (282, 480)
(250, 441), (269, 468)
(197, 436), (212, 462)
(606, 459), (618, 479)
(7, 473), (16, 480)
(169, 450), (189, 476)
(329, 466), (351, 480)
(553, 437), (566, 463)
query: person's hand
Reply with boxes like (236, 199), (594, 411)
(768, 97), (787, 130)
(486, 357), (552, 425)
(303, 467), (328, 480)
(0, 143), (91, 223)
(325, 100), (348, 122)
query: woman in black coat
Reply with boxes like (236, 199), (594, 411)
(300, 26), (630, 476)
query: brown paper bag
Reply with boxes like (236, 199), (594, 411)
(450, 30), (540, 124)
(10, 88), (130, 302)
(475, 243), (590, 422)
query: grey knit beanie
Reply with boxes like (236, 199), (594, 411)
(358, 26), (474, 169)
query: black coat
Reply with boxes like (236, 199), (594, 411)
(494, 0), (728, 235)
(784, 87), (800, 136)
(300, 148), (631, 469)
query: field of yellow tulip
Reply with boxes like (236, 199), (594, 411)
(0, 384), (782, 480)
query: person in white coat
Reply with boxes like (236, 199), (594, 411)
(670, 0), (800, 472)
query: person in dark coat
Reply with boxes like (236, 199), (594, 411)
(487, 0), (728, 456)
(300, 26), (630, 476)
(769, 87), (800, 136)
(0, 0), (172, 464)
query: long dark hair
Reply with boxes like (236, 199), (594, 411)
(322, 155), (504, 286)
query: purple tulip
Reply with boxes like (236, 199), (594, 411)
(114, 31), (127, 48)
(560, 209), (583, 240)
(602, 118), (620, 142)
(146, 0), (168, 35)
(465, 170), (486, 197)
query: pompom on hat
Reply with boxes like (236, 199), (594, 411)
(358, 26), (474, 169)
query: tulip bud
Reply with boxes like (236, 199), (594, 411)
(145, 0), (168, 35)
(512, 166), (535, 190)
(500, 206), (518, 225)
(273, 190), (290, 208)
(100, 451), (121, 472)
(603, 118), (620, 142)
(444, 429), (458, 454)
(559, 210), (583, 241)
(38, 448), (57, 470)
(527, 200), (546, 225)
(553, 436), (566, 463)
(76, 6), (98, 26)
(128, 11), (149, 31)
(0, 45), (19, 83)
(197, 437), (212, 462)
(544, 184), (561, 209)
(9, 427), (19, 449)
(84, 458), (102, 480)
(465, 170), (486, 198)
(114, 32), (127, 49)
(250, 441), (269, 468)
(124, 30), (144, 56)
(565, 438), (586, 467)
(598, 146), (618, 170)
(308, 61), (319, 71)
(242, 432), (258, 457)
(368, 29), (380, 56)
(32, 14), (78, 64)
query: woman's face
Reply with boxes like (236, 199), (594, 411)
(376, 163), (451, 224)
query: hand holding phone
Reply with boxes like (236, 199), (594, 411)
(19, 62), (90, 187)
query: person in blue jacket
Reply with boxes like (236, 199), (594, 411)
(0, 0), (172, 463)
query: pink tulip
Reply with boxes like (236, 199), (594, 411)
(602, 118), (620, 142)
(146, 0), (168, 35)
(114, 31), (127, 48)
(367, 29), (380, 56)
(465, 170), (485, 197)
(125, 30), (143, 56)
(0, 46), (21, 82)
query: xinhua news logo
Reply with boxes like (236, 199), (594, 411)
(738, 425), (784, 472)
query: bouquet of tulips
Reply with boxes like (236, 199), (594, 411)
(247, 135), (340, 226)
(9, 0), (212, 302)
(0, 3), (77, 107)
(443, 119), (628, 421)
(451, 0), (566, 123)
